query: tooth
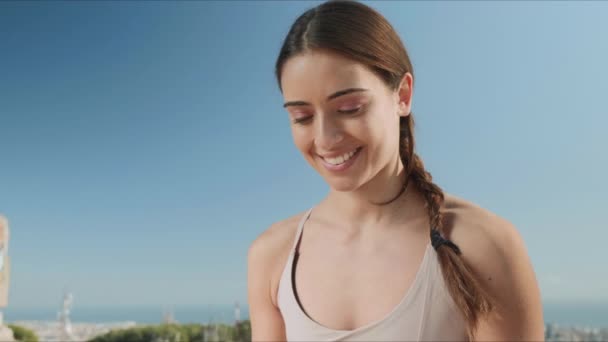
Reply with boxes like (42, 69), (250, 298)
(324, 148), (359, 165)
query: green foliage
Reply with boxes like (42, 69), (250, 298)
(233, 321), (251, 342)
(88, 320), (251, 342)
(7, 324), (39, 342)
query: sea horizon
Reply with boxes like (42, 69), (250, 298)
(4, 300), (608, 329)
(4, 304), (242, 325)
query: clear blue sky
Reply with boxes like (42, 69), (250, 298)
(1, 1), (607, 311)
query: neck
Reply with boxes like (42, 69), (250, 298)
(321, 155), (427, 233)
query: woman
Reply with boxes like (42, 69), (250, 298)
(248, 1), (544, 341)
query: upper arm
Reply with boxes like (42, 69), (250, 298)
(463, 219), (545, 341)
(247, 230), (288, 342)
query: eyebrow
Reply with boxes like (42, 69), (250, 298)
(283, 87), (368, 108)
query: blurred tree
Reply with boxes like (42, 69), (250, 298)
(7, 324), (38, 342)
(88, 320), (252, 342)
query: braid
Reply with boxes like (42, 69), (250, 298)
(399, 114), (495, 339)
(408, 153), (444, 229)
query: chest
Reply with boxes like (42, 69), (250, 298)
(292, 240), (428, 331)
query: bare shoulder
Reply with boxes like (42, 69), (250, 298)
(247, 210), (311, 341)
(442, 193), (514, 256)
(248, 210), (307, 263)
(442, 193), (545, 340)
(248, 210), (310, 306)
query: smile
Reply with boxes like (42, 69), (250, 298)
(319, 147), (363, 172)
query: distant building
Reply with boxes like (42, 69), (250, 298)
(57, 291), (75, 341)
(162, 308), (177, 324)
(234, 300), (241, 324)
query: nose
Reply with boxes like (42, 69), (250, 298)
(315, 113), (344, 151)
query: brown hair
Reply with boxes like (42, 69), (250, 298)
(274, 0), (494, 338)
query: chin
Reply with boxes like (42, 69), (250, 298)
(326, 178), (360, 192)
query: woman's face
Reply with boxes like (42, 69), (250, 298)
(281, 49), (412, 192)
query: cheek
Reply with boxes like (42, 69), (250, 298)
(361, 111), (399, 156)
(356, 114), (383, 144)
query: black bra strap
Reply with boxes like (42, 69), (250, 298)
(430, 229), (461, 255)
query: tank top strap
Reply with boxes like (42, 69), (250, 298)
(290, 207), (313, 256)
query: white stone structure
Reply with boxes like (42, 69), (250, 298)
(57, 291), (75, 341)
(0, 215), (14, 341)
(235, 300), (242, 325)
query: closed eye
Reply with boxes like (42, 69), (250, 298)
(292, 107), (362, 125)
(292, 116), (312, 124)
(338, 107), (361, 114)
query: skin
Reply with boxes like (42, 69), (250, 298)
(248, 49), (545, 341)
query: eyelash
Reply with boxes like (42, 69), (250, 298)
(292, 107), (361, 125)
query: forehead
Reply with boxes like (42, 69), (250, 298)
(281, 50), (386, 103)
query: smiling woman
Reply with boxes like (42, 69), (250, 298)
(247, 1), (544, 341)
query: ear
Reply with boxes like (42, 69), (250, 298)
(395, 72), (413, 117)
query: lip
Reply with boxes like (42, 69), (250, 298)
(319, 147), (363, 172)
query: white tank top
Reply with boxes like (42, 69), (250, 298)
(277, 207), (469, 341)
